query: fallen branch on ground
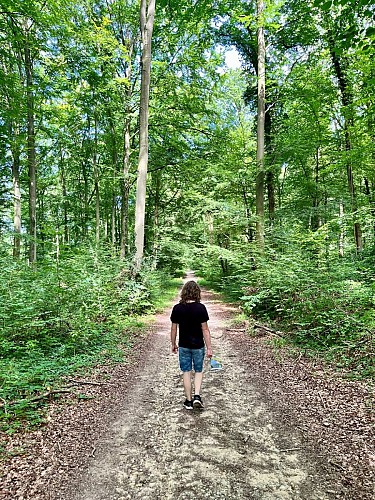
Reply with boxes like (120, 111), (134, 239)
(254, 324), (284, 337)
(0, 390), (74, 409)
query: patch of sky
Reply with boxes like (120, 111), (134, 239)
(215, 45), (243, 75)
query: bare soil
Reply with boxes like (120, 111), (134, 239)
(0, 280), (374, 500)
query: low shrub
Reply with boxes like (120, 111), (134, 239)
(0, 244), (179, 432)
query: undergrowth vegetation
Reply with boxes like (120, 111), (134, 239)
(194, 242), (375, 379)
(0, 245), (180, 434)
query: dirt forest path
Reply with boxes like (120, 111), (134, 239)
(1, 274), (373, 500)
(68, 279), (328, 500)
(59, 273), (371, 500)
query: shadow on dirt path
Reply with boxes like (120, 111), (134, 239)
(67, 277), (335, 500)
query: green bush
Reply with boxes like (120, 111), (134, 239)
(195, 240), (374, 378)
(0, 245), (178, 431)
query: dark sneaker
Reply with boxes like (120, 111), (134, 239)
(193, 394), (204, 409)
(183, 399), (193, 410)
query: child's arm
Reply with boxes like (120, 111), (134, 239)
(170, 323), (178, 353)
(202, 322), (213, 358)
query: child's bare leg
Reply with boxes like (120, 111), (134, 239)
(194, 371), (203, 395)
(183, 371), (192, 400)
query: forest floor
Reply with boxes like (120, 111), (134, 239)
(0, 274), (374, 500)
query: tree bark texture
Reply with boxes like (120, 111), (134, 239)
(256, 0), (265, 248)
(120, 39), (133, 259)
(93, 115), (100, 244)
(59, 150), (69, 244)
(264, 106), (275, 221)
(134, 0), (156, 271)
(328, 41), (362, 253)
(25, 35), (37, 263)
(12, 144), (22, 259)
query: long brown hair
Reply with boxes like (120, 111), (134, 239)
(180, 280), (201, 303)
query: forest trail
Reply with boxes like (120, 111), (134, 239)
(2, 275), (373, 500)
(64, 275), (333, 500)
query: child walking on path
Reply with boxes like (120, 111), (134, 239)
(170, 280), (212, 409)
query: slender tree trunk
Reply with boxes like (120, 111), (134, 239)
(12, 144), (22, 258)
(328, 42), (362, 253)
(120, 116), (131, 258)
(265, 108), (275, 222)
(94, 169), (100, 244)
(25, 35), (37, 263)
(59, 150), (69, 244)
(112, 193), (117, 246)
(120, 41), (133, 259)
(81, 162), (89, 238)
(134, 0), (156, 271)
(256, 0), (265, 249)
(93, 115), (100, 244)
(339, 201), (344, 257)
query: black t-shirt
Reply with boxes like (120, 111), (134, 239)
(170, 302), (209, 349)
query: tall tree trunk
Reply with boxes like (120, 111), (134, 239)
(93, 114), (100, 244)
(120, 115), (131, 258)
(112, 192), (117, 246)
(134, 0), (156, 271)
(120, 41), (133, 259)
(82, 159), (89, 239)
(25, 35), (37, 263)
(328, 42), (362, 253)
(59, 149), (69, 244)
(265, 107), (275, 221)
(95, 175), (100, 243)
(12, 144), (22, 258)
(256, 0), (265, 248)
(339, 201), (344, 257)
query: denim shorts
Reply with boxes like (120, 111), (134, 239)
(179, 347), (205, 373)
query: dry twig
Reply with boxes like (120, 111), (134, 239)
(254, 324), (284, 337)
